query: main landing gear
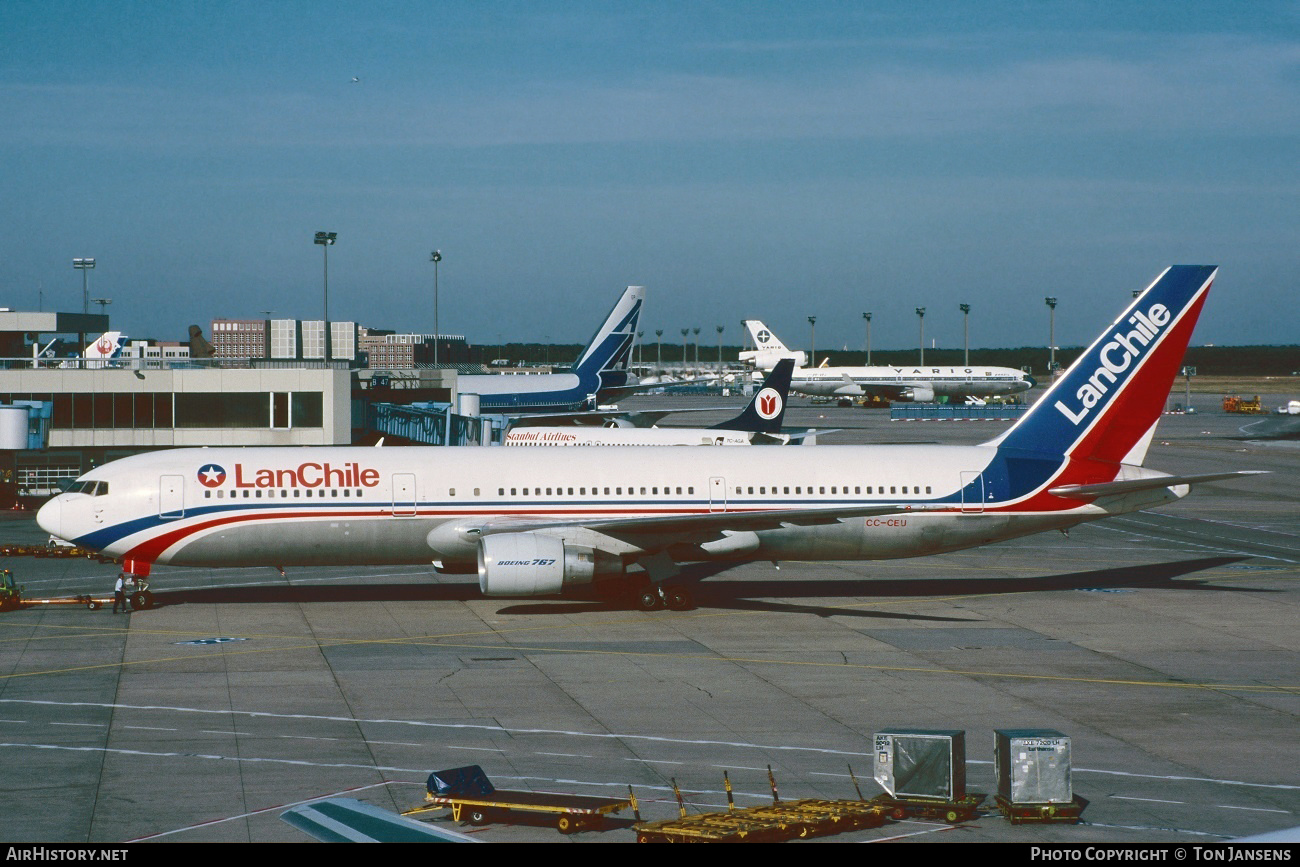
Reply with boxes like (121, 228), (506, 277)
(635, 583), (694, 612)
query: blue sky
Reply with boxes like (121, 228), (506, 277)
(2, 2), (1297, 354)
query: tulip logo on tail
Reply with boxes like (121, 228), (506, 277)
(755, 388), (782, 420)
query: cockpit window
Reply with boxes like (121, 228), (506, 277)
(91, 481), (108, 496)
(64, 480), (107, 496)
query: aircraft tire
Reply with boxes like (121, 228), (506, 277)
(130, 591), (154, 611)
(636, 589), (663, 611)
(664, 585), (694, 611)
(467, 809), (489, 825)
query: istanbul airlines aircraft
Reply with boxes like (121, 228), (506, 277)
(38, 267), (1258, 611)
(503, 359), (801, 447)
(741, 319), (1034, 403)
(457, 285), (644, 413)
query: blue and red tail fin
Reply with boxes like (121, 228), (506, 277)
(992, 266), (1216, 465)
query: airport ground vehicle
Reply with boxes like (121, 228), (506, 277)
(405, 765), (631, 834)
(869, 792), (985, 823)
(1223, 394), (1264, 414)
(0, 569), (152, 612)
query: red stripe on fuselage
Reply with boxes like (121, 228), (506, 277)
(122, 506), (721, 565)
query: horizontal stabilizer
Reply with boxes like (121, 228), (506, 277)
(281, 798), (480, 843)
(1049, 471), (1267, 500)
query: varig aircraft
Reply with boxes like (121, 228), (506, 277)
(457, 285), (643, 413)
(741, 319), (1033, 403)
(38, 267), (1259, 611)
(502, 359), (803, 446)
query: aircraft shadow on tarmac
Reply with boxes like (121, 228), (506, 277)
(148, 555), (1260, 620)
(493, 555), (1264, 618)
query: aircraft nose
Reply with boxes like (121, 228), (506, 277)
(1025, 375), (1038, 389)
(36, 496), (62, 539)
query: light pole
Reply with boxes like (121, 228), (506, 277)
(681, 328), (689, 367)
(715, 324), (724, 379)
(692, 327), (701, 366)
(807, 316), (816, 367)
(314, 232), (336, 361)
(430, 249), (442, 366)
(1045, 296), (1058, 375)
(862, 312), (872, 366)
(72, 258), (95, 315)
(915, 307), (926, 366)
(91, 298), (112, 315)
(636, 330), (643, 368)
(959, 303), (971, 367)
(655, 329), (663, 370)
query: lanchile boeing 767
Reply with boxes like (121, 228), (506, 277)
(38, 266), (1260, 611)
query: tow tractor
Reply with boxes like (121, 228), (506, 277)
(0, 570), (154, 612)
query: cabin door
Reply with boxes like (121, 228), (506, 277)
(391, 473), (417, 517)
(959, 471), (985, 513)
(159, 475), (185, 519)
(708, 476), (726, 512)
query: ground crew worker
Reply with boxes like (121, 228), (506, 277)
(112, 573), (126, 613)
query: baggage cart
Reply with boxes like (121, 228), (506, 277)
(407, 765), (630, 834)
(993, 793), (1087, 824)
(869, 792), (985, 823)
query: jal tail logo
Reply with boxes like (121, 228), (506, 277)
(755, 388), (782, 420)
(1053, 302), (1172, 426)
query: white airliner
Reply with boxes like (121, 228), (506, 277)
(38, 267), (1258, 612)
(503, 359), (801, 446)
(741, 319), (1034, 403)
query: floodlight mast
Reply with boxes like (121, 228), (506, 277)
(314, 232), (337, 362)
(72, 258), (95, 316)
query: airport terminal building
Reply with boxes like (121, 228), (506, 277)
(0, 311), (359, 504)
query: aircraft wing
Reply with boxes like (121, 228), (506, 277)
(468, 503), (923, 544)
(1049, 471), (1267, 499)
(281, 798), (480, 843)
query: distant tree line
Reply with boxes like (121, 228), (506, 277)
(492, 342), (1300, 376)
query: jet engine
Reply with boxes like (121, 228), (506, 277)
(477, 533), (622, 597)
(901, 385), (935, 403)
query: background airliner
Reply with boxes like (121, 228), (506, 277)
(456, 285), (643, 413)
(741, 319), (1034, 403)
(503, 359), (804, 446)
(38, 267), (1256, 612)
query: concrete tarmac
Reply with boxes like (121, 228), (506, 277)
(0, 390), (1296, 843)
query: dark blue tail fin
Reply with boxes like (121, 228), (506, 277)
(571, 286), (644, 391)
(713, 359), (794, 434)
